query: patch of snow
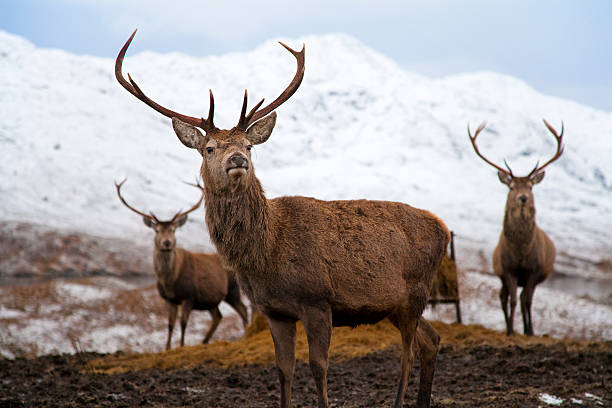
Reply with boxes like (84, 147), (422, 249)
(539, 393), (564, 405)
(584, 393), (604, 405)
(570, 398), (583, 405)
(0, 306), (25, 319)
(57, 283), (113, 302)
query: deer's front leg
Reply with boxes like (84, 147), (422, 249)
(166, 301), (178, 351)
(268, 316), (297, 408)
(520, 278), (537, 336)
(302, 307), (332, 408)
(501, 274), (518, 335)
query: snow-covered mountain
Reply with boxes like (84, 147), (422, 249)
(1, 30), (611, 279)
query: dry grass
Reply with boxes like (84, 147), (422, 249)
(430, 256), (459, 300)
(90, 315), (611, 375)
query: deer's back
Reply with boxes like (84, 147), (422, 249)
(256, 196), (449, 324)
(172, 250), (229, 309)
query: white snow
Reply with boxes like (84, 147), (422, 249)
(0, 30), (611, 354)
(584, 393), (604, 405)
(57, 283), (113, 302)
(539, 393), (564, 406)
(1, 29), (611, 275)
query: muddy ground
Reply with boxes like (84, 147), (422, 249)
(1, 340), (609, 407)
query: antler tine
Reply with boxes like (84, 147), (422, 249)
(237, 42), (305, 130)
(503, 159), (516, 178)
(467, 121), (512, 175)
(114, 178), (158, 222)
(534, 119), (565, 174)
(115, 29), (217, 132)
(170, 180), (205, 222)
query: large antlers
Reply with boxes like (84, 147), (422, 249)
(236, 42), (305, 131)
(468, 120), (565, 178)
(116, 29), (305, 133)
(115, 30), (216, 132)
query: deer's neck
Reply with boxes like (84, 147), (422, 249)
(502, 205), (536, 252)
(204, 177), (272, 274)
(154, 248), (180, 296)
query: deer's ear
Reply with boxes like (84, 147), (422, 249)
(172, 118), (205, 149)
(246, 112), (276, 145)
(174, 215), (188, 227)
(498, 171), (512, 186)
(143, 217), (155, 228)
(530, 171), (545, 185)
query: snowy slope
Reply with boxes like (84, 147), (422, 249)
(1, 30), (611, 279)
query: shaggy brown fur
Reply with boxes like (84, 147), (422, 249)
(173, 116), (449, 408)
(115, 33), (449, 408)
(468, 121), (563, 336)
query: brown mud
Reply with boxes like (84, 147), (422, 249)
(1, 320), (610, 408)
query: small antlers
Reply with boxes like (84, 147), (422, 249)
(114, 178), (159, 223)
(114, 178), (205, 224)
(468, 120), (565, 178)
(115, 30), (217, 133)
(116, 30), (305, 133)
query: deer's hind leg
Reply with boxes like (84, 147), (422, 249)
(202, 306), (222, 344)
(225, 281), (249, 329)
(414, 317), (440, 408)
(389, 306), (420, 408)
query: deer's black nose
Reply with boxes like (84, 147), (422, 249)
(163, 240), (172, 248)
(228, 154), (248, 169)
(519, 195), (528, 204)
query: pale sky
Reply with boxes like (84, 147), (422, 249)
(2, 0), (611, 111)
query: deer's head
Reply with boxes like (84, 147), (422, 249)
(115, 30), (304, 194)
(468, 120), (564, 219)
(114, 179), (204, 251)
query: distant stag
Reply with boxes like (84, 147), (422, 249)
(115, 179), (248, 350)
(468, 120), (564, 336)
(116, 30), (449, 408)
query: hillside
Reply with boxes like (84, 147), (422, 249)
(0, 31), (610, 351)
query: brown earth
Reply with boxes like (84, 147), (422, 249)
(1, 319), (610, 408)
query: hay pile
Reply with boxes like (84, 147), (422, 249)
(430, 256), (459, 301)
(90, 315), (608, 374)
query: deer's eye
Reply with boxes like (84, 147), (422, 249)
(246, 145), (253, 151)
(206, 147), (214, 154)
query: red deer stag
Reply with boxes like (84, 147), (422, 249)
(116, 29), (450, 408)
(468, 120), (563, 336)
(114, 179), (249, 350)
